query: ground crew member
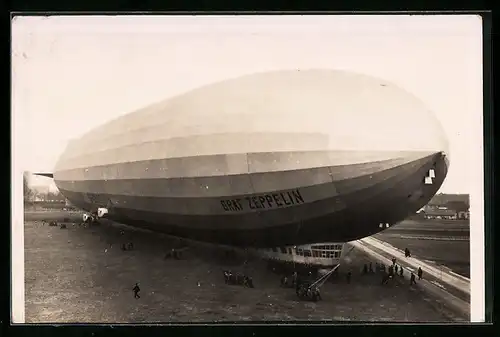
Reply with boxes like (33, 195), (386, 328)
(314, 286), (321, 300)
(405, 248), (411, 257)
(363, 264), (368, 274)
(133, 283), (141, 298)
(346, 271), (352, 284)
(410, 273), (417, 285)
(392, 257), (396, 265)
(418, 267), (423, 280)
(381, 273), (389, 285)
(399, 266), (404, 277)
(395, 265), (399, 274)
(122, 243), (127, 251)
(369, 262), (373, 273)
(388, 265), (394, 278)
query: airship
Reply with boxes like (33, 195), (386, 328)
(44, 69), (449, 248)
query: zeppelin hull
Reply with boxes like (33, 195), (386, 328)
(53, 70), (449, 247)
(55, 150), (448, 247)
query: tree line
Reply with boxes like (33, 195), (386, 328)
(23, 173), (65, 203)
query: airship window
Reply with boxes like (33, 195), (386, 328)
(280, 247), (287, 254)
(288, 248), (292, 255)
(272, 247), (278, 253)
(303, 250), (311, 257)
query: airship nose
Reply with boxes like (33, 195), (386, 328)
(431, 149), (450, 182)
(440, 150), (450, 170)
(419, 150), (449, 191)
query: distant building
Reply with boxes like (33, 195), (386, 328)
(457, 210), (470, 220)
(419, 208), (470, 220)
(420, 208), (457, 220)
(418, 203), (470, 220)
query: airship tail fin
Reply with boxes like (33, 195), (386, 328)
(33, 172), (54, 178)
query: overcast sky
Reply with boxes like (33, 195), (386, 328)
(12, 15), (483, 194)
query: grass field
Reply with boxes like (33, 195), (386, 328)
(24, 215), (466, 323)
(374, 234), (470, 278)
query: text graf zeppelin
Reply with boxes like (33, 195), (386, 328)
(220, 189), (305, 212)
